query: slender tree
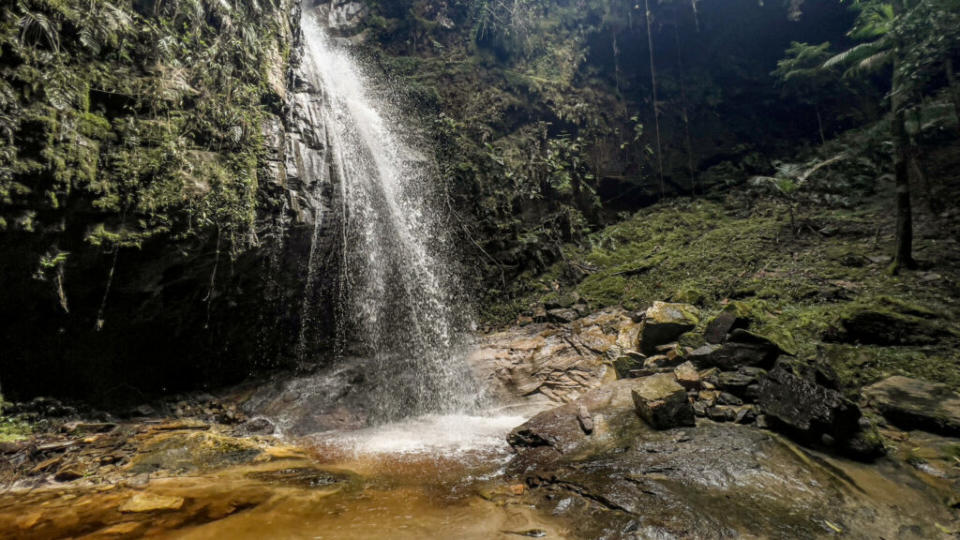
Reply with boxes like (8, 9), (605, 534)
(824, 0), (916, 272)
(644, 0), (665, 199)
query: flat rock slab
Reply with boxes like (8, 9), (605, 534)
(468, 309), (635, 405)
(864, 376), (960, 436)
(517, 422), (959, 539)
(119, 493), (185, 513)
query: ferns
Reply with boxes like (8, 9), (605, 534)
(18, 11), (59, 52)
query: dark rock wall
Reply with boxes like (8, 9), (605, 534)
(0, 0), (343, 404)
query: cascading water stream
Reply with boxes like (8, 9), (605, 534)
(299, 11), (478, 422)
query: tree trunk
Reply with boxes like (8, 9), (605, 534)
(674, 21), (696, 196)
(815, 104), (826, 145)
(946, 58), (960, 135)
(888, 4), (915, 275)
(644, 0), (665, 199)
(890, 96), (916, 274)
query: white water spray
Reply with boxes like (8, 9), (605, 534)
(300, 11), (477, 421)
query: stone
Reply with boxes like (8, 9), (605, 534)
(734, 406), (757, 424)
(547, 308), (579, 324)
(54, 467), (84, 482)
(673, 362), (700, 390)
(631, 374), (695, 429)
(863, 376), (960, 437)
(697, 390), (719, 407)
(707, 405), (737, 422)
(643, 354), (682, 370)
(507, 379), (653, 467)
(639, 302), (700, 355)
(238, 417), (276, 435)
(717, 392), (743, 406)
(576, 404), (594, 434)
(704, 311), (738, 344)
(61, 422), (116, 435)
(758, 367), (862, 448)
(119, 493), (185, 513)
(715, 367), (765, 397)
(613, 351), (646, 378)
(704, 302), (753, 344)
(689, 330), (783, 370)
(687, 344), (721, 364)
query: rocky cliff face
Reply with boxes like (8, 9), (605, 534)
(0, 0), (344, 403)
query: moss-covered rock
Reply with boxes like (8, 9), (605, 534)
(639, 301), (700, 355)
(826, 305), (955, 346)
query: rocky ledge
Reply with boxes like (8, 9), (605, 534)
(495, 300), (960, 538)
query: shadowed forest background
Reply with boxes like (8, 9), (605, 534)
(0, 0), (957, 407)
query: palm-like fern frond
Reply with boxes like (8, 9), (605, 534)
(848, 2), (895, 40)
(823, 38), (889, 69)
(19, 12), (59, 53)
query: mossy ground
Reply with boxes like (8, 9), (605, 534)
(0, 416), (32, 443)
(487, 178), (960, 394)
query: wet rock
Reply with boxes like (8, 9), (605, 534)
(631, 373), (695, 430)
(717, 392), (743, 406)
(690, 330), (783, 370)
(673, 361), (700, 390)
(54, 466), (84, 482)
(238, 417), (276, 435)
(467, 310), (626, 404)
(758, 366), (862, 451)
(61, 422), (116, 435)
(507, 379), (653, 467)
(715, 367), (765, 398)
(576, 404), (594, 434)
(735, 406), (757, 424)
(246, 467), (346, 488)
(515, 422), (952, 539)
(707, 405), (738, 422)
(639, 302), (700, 355)
(128, 431), (262, 474)
(687, 344), (721, 364)
(546, 308), (579, 324)
(643, 354), (682, 370)
(613, 351), (646, 378)
(118, 493), (185, 513)
(863, 376), (960, 437)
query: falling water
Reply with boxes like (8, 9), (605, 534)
(300, 12), (477, 421)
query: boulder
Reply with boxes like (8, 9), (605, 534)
(689, 330), (783, 370)
(673, 362), (700, 390)
(613, 351), (646, 378)
(546, 308), (580, 324)
(631, 373), (695, 429)
(757, 367), (864, 453)
(639, 302), (699, 355)
(507, 379), (653, 467)
(714, 367), (765, 398)
(863, 376), (960, 437)
(704, 302), (753, 344)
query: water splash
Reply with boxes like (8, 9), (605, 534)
(300, 12), (477, 421)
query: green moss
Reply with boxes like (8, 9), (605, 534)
(0, 416), (32, 443)
(486, 194), (960, 396)
(77, 112), (114, 141)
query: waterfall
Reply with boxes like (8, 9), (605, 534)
(299, 12), (477, 421)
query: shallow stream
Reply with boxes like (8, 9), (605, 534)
(0, 410), (566, 539)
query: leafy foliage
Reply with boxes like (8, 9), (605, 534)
(0, 0), (291, 278)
